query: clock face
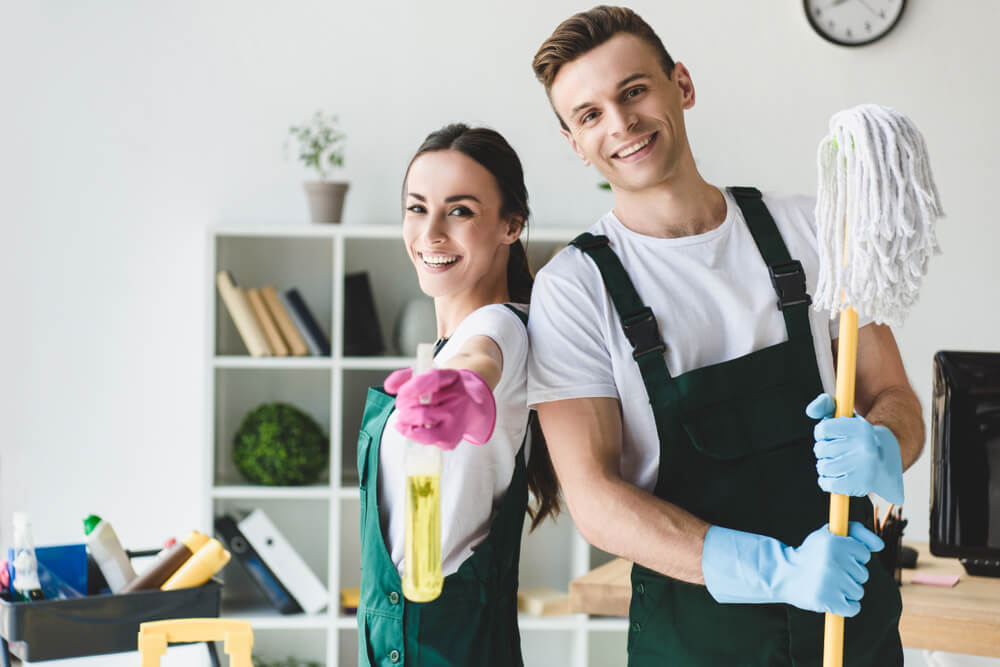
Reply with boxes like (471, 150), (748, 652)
(804, 0), (906, 47)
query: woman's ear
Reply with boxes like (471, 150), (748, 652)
(503, 216), (525, 244)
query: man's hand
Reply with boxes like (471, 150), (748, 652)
(703, 522), (884, 617)
(806, 393), (905, 505)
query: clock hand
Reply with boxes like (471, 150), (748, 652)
(856, 0), (881, 17)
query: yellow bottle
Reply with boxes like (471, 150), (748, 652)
(161, 539), (230, 590)
(402, 343), (444, 602)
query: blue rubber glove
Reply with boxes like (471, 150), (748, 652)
(806, 393), (905, 505)
(702, 522), (884, 617)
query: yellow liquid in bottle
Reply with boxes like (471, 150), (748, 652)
(402, 473), (443, 602)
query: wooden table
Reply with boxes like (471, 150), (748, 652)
(569, 543), (1000, 658)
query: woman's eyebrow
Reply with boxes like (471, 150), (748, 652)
(406, 192), (481, 203)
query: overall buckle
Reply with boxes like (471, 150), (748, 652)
(769, 260), (812, 310)
(622, 307), (666, 359)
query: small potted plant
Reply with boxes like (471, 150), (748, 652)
(288, 111), (348, 223)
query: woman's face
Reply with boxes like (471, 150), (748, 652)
(403, 149), (521, 300)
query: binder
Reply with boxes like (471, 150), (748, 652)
(214, 516), (302, 615)
(237, 509), (328, 614)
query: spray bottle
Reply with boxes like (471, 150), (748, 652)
(402, 343), (444, 602)
(12, 512), (44, 601)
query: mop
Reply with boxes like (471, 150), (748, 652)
(814, 104), (943, 667)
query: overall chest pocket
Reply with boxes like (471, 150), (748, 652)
(676, 343), (820, 461)
(681, 382), (816, 461)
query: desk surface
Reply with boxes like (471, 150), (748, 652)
(569, 542), (1000, 658)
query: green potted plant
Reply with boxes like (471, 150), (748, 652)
(232, 402), (329, 486)
(288, 111), (348, 223)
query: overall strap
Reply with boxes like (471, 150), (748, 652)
(728, 187), (813, 339)
(569, 233), (681, 418)
(502, 302), (528, 326)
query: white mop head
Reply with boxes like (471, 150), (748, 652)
(814, 104), (944, 327)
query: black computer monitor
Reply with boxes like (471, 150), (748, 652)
(930, 350), (1000, 576)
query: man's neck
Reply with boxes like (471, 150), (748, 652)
(611, 174), (726, 239)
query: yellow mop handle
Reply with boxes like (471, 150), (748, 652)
(823, 307), (859, 666)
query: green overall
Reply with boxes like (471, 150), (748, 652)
(570, 187), (902, 666)
(356, 307), (529, 667)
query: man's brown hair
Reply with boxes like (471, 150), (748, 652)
(532, 5), (675, 129)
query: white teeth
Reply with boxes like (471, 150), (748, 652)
(617, 135), (652, 158)
(421, 253), (458, 266)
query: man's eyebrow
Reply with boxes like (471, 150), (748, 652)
(569, 72), (651, 117)
(406, 192), (481, 203)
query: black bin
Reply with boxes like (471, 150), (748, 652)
(0, 581), (221, 662)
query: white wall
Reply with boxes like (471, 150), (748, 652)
(3, 1), (998, 665)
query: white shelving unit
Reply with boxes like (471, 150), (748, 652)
(204, 223), (628, 666)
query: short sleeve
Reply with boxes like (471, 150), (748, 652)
(440, 304), (528, 393)
(527, 255), (619, 407)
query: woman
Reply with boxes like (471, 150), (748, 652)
(356, 123), (559, 667)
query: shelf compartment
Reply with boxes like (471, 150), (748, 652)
(213, 367), (332, 487)
(214, 236), (333, 357)
(212, 497), (331, 608)
(343, 237), (425, 357)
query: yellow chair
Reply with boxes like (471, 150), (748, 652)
(138, 618), (253, 667)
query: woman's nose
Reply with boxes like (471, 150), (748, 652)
(422, 212), (448, 244)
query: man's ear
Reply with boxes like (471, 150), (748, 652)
(672, 61), (696, 110)
(560, 127), (590, 166)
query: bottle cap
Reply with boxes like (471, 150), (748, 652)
(182, 530), (210, 553)
(82, 514), (103, 535)
(415, 343), (434, 375)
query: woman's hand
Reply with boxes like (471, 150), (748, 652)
(384, 368), (497, 450)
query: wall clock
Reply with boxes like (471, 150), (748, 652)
(804, 0), (906, 47)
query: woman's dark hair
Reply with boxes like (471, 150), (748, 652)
(403, 123), (561, 530)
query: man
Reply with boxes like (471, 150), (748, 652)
(527, 6), (923, 665)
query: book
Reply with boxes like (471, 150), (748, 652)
(343, 272), (384, 356)
(238, 509), (328, 614)
(260, 286), (309, 356)
(247, 288), (289, 357)
(214, 515), (302, 614)
(216, 271), (272, 357)
(280, 288), (331, 356)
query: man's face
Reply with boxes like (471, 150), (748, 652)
(549, 33), (695, 193)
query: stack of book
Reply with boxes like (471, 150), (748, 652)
(215, 509), (329, 615)
(216, 270), (331, 357)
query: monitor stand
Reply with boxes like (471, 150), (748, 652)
(960, 557), (1000, 577)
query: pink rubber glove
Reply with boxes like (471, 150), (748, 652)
(383, 367), (497, 450)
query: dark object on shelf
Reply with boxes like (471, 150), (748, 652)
(899, 545), (919, 569)
(232, 403), (329, 486)
(0, 580), (221, 663)
(930, 350), (1000, 577)
(215, 515), (302, 614)
(343, 272), (384, 356)
(283, 288), (331, 356)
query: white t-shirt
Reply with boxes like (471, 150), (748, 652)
(527, 189), (856, 493)
(379, 303), (530, 576)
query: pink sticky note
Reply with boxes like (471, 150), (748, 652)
(911, 572), (960, 587)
